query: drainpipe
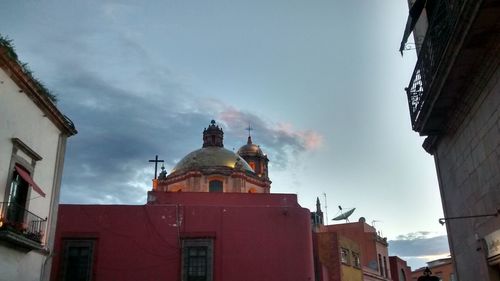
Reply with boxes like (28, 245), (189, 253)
(40, 133), (68, 281)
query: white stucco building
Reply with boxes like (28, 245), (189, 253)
(0, 39), (77, 281)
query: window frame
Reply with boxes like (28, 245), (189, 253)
(378, 254), (384, 276)
(340, 248), (350, 265)
(3, 138), (40, 208)
(2, 139), (41, 233)
(208, 180), (223, 193)
(182, 239), (214, 281)
(248, 161), (256, 171)
(5, 168), (30, 224)
(352, 252), (361, 268)
(59, 239), (96, 281)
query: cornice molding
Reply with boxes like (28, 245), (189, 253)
(0, 47), (77, 136)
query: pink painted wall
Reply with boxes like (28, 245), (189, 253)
(51, 192), (314, 281)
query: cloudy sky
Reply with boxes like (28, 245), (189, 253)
(1, 0), (449, 269)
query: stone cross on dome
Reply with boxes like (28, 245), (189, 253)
(245, 124), (253, 144)
(148, 155), (164, 179)
(246, 124), (253, 136)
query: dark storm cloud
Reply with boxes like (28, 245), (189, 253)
(47, 44), (321, 204)
(1, 1), (322, 204)
(389, 232), (449, 257)
(57, 65), (211, 204)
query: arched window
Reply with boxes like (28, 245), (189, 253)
(248, 161), (256, 171)
(378, 254), (383, 276)
(209, 180), (223, 192)
(399, 269), (407, 281)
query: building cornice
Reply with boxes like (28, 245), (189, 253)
(160, 166), (271, 189)
(0, 47), (77, 136)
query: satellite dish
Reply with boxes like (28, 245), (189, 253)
(332, 207), (356, 223)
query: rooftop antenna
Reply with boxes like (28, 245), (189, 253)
(323, 193), (328, 223)
(332, 205), (356, 223)
(371, 220), (381, 228)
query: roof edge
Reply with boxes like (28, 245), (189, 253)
(0, 46), (77, 136)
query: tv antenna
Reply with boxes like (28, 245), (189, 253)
(323, 193), (328, 223)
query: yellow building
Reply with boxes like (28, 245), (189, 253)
(314, 231), (363, 281)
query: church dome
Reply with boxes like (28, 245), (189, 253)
(237, 136), (264, 156)
(171, 147), (254, 174)
(157, 120), (271, 194)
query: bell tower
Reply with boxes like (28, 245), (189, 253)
(237, 129), (270, 180)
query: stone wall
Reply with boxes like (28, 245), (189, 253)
(434, 67), (500, 280)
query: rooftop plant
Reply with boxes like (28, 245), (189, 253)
(0, 35), (57, 103)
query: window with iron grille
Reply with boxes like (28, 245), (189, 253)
(182, 239), (213, 281)
(59, 240), (95, 281)
(187, 246), (208, 280)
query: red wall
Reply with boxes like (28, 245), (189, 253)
(51, 192), (314, 281)
(313, 232), (342, 281)
(323, 222), (378, 271)
(389, 256), (412, 281)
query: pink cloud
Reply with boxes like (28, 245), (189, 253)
(218, 107), (323, 152)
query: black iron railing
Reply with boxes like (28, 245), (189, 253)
(0, 202), (46, 243)
(406, 0), (466, 132)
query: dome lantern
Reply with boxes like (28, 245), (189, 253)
(203, 120), (224, 148)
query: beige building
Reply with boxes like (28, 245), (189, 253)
(0, 38), (76, 281)
(400, 0), (499, 280)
